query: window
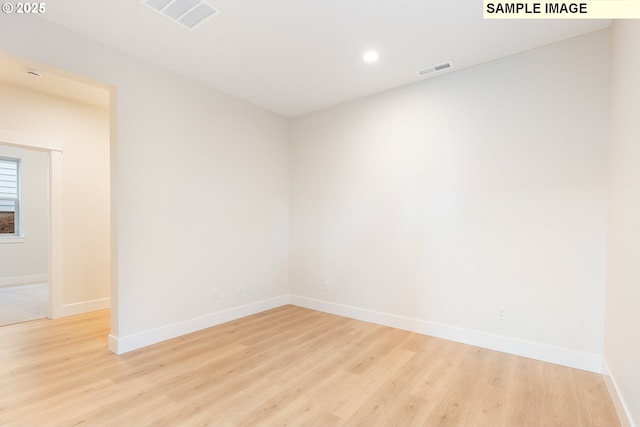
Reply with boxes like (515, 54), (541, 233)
(0, 157), (20, 236)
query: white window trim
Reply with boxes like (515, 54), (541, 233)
(0, 156), (21, 239)
(0, 236), (24, 243)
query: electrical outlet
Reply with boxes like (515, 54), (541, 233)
(212, 288), (220, 300)
(498, 306), (506, 320)
(323, 281), (329, 292)
(237, 283), (245, 295)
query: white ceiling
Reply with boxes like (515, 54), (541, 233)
(0, 54), (110, 109)
(38, 0), (610, 117)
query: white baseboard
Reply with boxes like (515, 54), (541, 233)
(62, 297), (111, 317)
(0, 274), (48, 287)
(290, 295), (602, 373)
(602, 358), (636, 427)
(108, 294), (290, 355)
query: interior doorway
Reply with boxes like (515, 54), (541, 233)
(0, 53), (111, 324)
(0, 132), (63, 323)
(0, 144), (50, 326)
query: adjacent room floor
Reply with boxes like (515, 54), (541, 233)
(0, 283), (48, 327)
(0, 305), (620, 426)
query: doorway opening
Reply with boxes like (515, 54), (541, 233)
(0, 53), (112, 327)
(0, 145), (50, 326)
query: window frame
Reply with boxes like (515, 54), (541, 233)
(0, 156), (21, 238)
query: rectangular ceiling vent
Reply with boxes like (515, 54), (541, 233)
(416, 62), (454, 77)
(140, 0), (221, 31)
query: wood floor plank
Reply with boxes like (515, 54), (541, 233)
(0, 306), (621, 427)
(341, 338), (455, 427)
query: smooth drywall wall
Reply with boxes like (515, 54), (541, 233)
(605, 20), (640, 427)
(290, 30), (610, 361)
(0, 15), (289, 346)
(115, 69), (289, 338)
(0, 82), (110, 312)
(0, 144), (48, 286)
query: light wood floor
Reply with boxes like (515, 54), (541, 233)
(0, 305), (620, 427)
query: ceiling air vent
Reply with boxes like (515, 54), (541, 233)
(416, 62), (454, 77)
(140, 0), (221, 31)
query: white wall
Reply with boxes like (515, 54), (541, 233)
(0, 13), (619, 381)
(115, 64), (289, 341)
(0, 144), (48, 286)
(0, 82), (110, 313)
(604, 20), (640, 427)
(0, 15), (290, 351)
(290, 30), (610, 369)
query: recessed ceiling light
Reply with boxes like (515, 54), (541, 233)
(363, 51), (379, 63)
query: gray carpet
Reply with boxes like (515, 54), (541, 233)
(0, 283), (48, 327)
